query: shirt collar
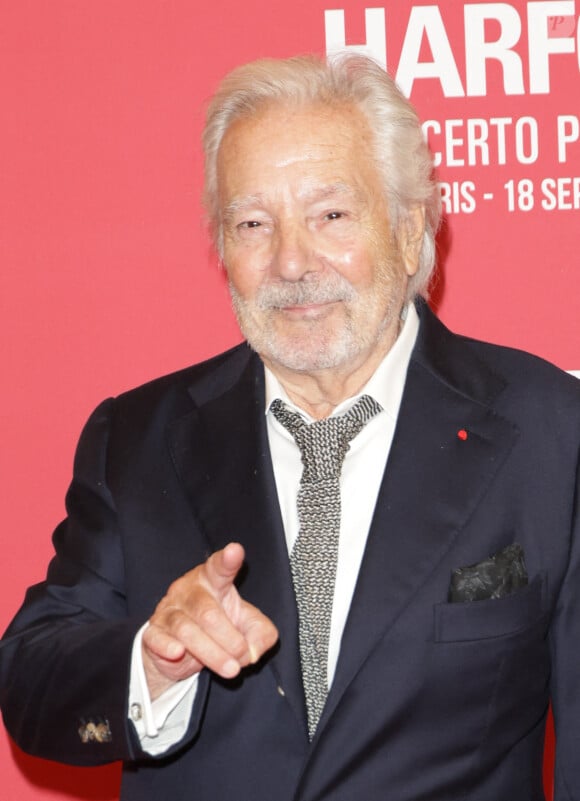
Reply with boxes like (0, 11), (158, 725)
(264, 302), (420, 422)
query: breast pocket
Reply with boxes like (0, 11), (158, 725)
(433, 573), (546, 643)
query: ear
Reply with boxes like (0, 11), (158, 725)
(399, 205), (425, 277)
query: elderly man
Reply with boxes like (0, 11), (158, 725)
(1, 54), (579, 801)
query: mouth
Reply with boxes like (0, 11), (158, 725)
(277, 300), (340, 318)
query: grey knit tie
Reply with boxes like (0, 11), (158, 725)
(270, 394), (381, 739)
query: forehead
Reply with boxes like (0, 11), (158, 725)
(216, 101), (380, 201)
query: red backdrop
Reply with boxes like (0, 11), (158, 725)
(1, 2), (578, 798)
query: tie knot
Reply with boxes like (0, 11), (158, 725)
(270, 395), (381, 481)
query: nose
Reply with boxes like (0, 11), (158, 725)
(270, 223), (315, 281)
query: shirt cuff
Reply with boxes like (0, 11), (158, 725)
(128, 623), (199, 755)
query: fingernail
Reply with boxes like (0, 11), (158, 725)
(248, 644), (260, 664)
(223, 659), (240, 677)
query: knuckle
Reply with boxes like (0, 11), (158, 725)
(230, 637), (249, 660)
(158, 610), (176, 630)
(151, 605), (191, 641)
(173, 616), (195, 643)
(197, 603), (222, 631)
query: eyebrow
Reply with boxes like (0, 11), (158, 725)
(222, 183), (364, 222)
(222, 195), (265, 224)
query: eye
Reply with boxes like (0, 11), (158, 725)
(237, 220), (262, 229)
(323, 210), (346, 221)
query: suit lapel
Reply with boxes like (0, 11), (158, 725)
(166, 348), (305, 728)
(318, 305), (519, 734)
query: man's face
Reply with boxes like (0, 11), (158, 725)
(217, 101), (421, 376)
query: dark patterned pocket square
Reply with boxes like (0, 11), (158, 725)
(448, 543), (528, 602)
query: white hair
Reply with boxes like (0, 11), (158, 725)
(202, 53), (441, 299)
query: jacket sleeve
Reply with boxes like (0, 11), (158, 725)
(551, 444), (580, 801)
(0, 399), (208, 766)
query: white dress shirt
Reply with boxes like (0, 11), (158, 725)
(129, 304), (420, 753)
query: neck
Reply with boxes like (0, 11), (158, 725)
(264, 323), (400, 420)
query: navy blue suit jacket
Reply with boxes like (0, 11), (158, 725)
(2, 302), (580, 800)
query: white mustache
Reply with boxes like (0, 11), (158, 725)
(256, 277), (356, 309)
